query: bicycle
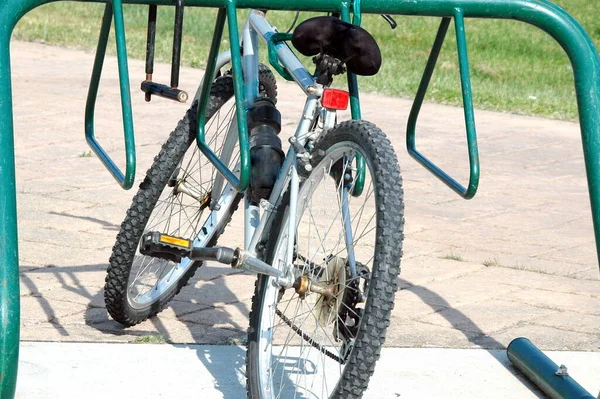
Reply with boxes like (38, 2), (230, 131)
(103, 8), (402, 398)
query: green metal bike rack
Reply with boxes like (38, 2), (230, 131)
(2, 1), (600, 398)
(407, 13), (480, 199)
(85, 0), (137, 190)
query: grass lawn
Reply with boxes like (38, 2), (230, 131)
(13, 1), (600, 120)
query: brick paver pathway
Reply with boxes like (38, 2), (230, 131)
(13, 41), (599, 350)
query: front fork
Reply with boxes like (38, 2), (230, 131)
(279, 110), (360, 295)
(341, 184), (358, 279)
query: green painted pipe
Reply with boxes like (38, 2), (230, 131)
(407, 14), (481, 199)
(85, 1), (137, 190)
(0, 10), (20, 399)
(507, 338), (595, 399)
(340, 0), (366, 197)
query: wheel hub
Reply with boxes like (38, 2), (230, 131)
(315, 256), (346, 328)
(174, 179), (211, 209)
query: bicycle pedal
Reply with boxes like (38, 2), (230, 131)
(139, 231), (237, 265)
(139, 231), (191, 263)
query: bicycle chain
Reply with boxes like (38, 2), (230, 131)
(275, 308), (348, 365)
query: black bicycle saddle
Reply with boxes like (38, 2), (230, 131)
(291, 16), (382, 76)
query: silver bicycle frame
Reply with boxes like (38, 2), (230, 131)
(195, 10), (354, 281)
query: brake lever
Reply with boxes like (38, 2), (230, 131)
(381, 14), (397, 29)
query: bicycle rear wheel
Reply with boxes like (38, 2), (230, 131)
(246, 120), (404, 398)
(104, 66), (277, 326)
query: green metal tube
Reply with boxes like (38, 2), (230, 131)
(406, 17), (450, 144)
(0, 25), (19, 399)
(266, 32), (295, 81)
(507, 338), (595, 399)
(225, 0), (251, 190)
(195, 4), (250, 192)
(86, 0), (338, 9)
(111, 0), (136, 188)
(196, 8), (236, 186)
(406, 14), (480, 199)
(341, 0), (366, 197)
(352, 0), (362, 26)
(85, 2), (137, 190)
(454, 9), (480, 197)
(340, 1), (361, 121)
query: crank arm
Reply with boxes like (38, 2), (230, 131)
(140, 231), (293, 286)
(233, 249), (293, 287)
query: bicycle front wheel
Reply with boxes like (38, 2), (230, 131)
(246, 120), (405, 398)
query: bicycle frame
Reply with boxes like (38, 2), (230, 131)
(196, 10), (347, 276)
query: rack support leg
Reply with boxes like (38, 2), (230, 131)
(0, 26), (20, 399)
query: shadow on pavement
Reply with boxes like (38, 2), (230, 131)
(20, 261), (250, 396)
(192, 345), (247, 398)
(22, 261), (552, 397)
(20, 264), (158, 338)
(48, 211), (120, 231)
(400, 278), (546, 398)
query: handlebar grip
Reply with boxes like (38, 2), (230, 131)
(381, 14), (397, 29)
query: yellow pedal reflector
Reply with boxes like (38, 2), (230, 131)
(159, 234), (191, 249)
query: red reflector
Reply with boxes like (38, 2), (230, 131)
(321, 89), (349, 110)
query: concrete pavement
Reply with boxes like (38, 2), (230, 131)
(7, 39), (600, 396)
(15, 343), (600, 398)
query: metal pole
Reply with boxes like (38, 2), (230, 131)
(0, 17), (20, 399)
(507, 338), (595, 399)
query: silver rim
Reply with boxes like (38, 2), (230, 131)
(256, 142), (379, 398)
(127, 98), (240, 309)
